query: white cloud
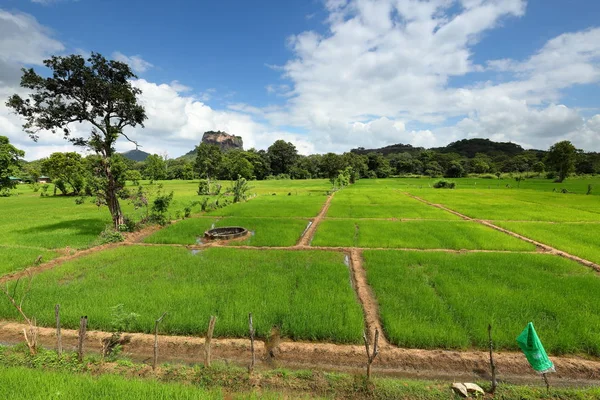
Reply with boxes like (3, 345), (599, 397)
(112, 51), (153, 73)
(250, 0), (600, 152)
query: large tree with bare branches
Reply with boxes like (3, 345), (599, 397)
(6, 53), (147, 228)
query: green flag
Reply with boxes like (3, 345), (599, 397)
(516, 322), (554, 373)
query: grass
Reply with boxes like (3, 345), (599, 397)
(207, 194), (327, 218)
(6, 347), (600, 400)
(312, 220), (535, 250)
(144, 217), (310, 247)
(0, 366), (225, 400)
(0, 246), (364, 343)
(406, 189), (600, 222)
(326, 190), (459, 219)
(0, 247), (60, 276)
(496, 222), (600, 264)
(363, 250), (600, 355)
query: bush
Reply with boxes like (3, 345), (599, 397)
(97, 227), (125, 244)
(433, 180), (456, 189)
(546, 171), (557, 180)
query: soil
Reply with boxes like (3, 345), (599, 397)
(348, 249), (389, 346)
(1, 321), (599, 386)
(297, 193), (334, 247)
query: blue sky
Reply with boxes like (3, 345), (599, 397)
(1, 0), (600, 159)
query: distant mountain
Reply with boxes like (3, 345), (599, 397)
(351, 138), (529, 158)
(432, 138), (526, 158)
(121, 149), (151, 162)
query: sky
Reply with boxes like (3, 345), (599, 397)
(1, 0), (600, 160)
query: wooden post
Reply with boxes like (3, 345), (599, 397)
(248, 313), (255, 373)
(204, 316), (217, 367)
(488, 324), (497, 394)
(55, 304), (62, 357)
(363, 328), (380, 380)
(153, 312), (167, 371)
(77, 316), (87, 363)
(542, 373), (550, 392)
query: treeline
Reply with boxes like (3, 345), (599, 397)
(11, 138), (600, 195)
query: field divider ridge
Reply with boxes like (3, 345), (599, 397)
(404, 192), (600, 272)
(296, 193), (334, 247)
(1, 320), (599, 383)
(348, 248), (390, 346)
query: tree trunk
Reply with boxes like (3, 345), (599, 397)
(104, 159), (124, 229)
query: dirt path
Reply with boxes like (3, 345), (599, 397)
(296, 193), (334, 247)
(1, 321), (599, 385)
(406, 193), (600, 272)
(349, 249), (389, 346)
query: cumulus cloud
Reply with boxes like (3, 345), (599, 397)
(266, 0), (600, 151)
(112, 51), (154, 73)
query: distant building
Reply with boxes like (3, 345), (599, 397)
(9, 176), (22, 184)
(37, 176), (52, 183)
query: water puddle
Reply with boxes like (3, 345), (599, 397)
(196, 237), (204, 245)
(250, 230), (256, 236)
(301, 221), (313, 238)
(344, 254), (350, 267)
(190, 249), (202, 255)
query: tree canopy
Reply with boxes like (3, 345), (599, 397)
(0, 136), (25, 195)
(6, 52), (147, 227)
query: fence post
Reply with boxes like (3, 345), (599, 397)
(153, 312), (167, 371)
(488, 324), (497, 393)
(55, 304), (62, 357)
(248, 313), (255, 373)
(363, 328), (379, 380)
(77, 316), (88, 363)
(204, 316), (217, 367)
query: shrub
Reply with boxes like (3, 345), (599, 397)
(97, 227), (125, 244)
(433, 180), (456, 189)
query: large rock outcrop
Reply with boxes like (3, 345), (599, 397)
(202, 131), (243, 151)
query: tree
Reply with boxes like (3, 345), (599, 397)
(366, 153), (392, 178)
(42, 152), (86, 195)
(195, 142), (222, 181)
(320, 153), (345, 183)
(244, 149), (271, 180)
(7, 53), (146, 228)
(444, 161), (465, 178)
(546, 140), (578, 183)
(125, 170), (142, 185)
(0, 136), (25, 195)
(267, 140), (298, 175)
(219, 150), (254, 180)
(144, 154), (167, 180)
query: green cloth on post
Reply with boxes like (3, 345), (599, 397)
(517, 322), (554, 373)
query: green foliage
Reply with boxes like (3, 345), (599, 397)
(546, 140), (578, 183)
(267, 140), (298, 175)
(143, 154), (167, 180)
(150, 185), (174, 225)
(0, 136), (25, 193)
(109, 304), (140, 333)
(96, 226), (125, 245)
(228, 175), (250, 203)
(195, 143), (222, 180)
(124, 170), (142, 185)
(41, 152), (86, 195)
(432, 179), (455, 189)
(6, 52), (147, 228)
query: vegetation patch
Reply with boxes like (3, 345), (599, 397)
(312, 220), (535, 250)
(0, 247), (60, 276)
(144, 217), (309, 247)
(0, 247), (364, 343)
(496, 221), (600, 264)
(207, 194), (327, 218)
(363, 250), (600, 355)
(326, 190), (459, 219)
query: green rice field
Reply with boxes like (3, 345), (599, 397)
(363, 250), (600, 355)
